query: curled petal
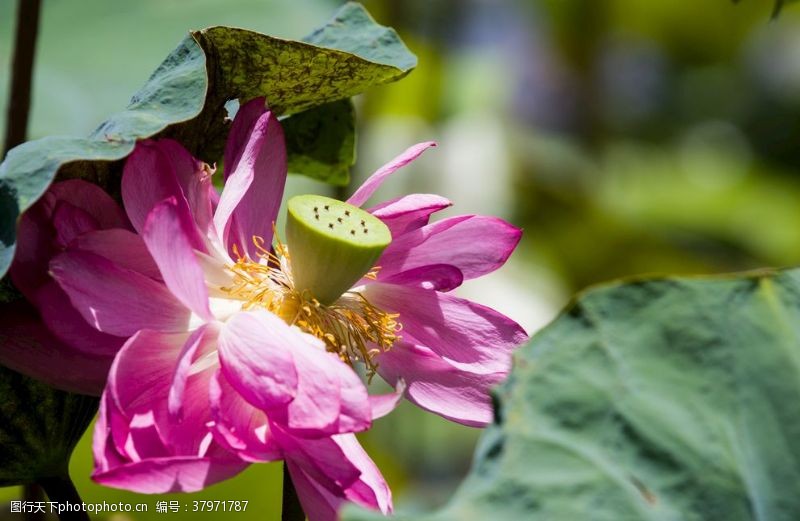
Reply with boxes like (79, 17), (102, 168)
(107, 328), (224, 454)
(347, 142), (436, 207)
(106, 330), (188, 437)
(276, 430), (360, 497)
(334, 434), (393, 515)
(369, 380), (406, 420)
(284, 465), (341, 521)
(369, 193), (451, 236)
(281, 431), (392, 521)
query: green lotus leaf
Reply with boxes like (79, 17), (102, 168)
(346, 269), (800, 521)
(0, 2), (415, 278)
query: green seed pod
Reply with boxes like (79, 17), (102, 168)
(286, 194), (391, 305)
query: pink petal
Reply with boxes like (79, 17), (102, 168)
(121, 141), (210, 250)
(223, 98), (267, 182)
(143, 199), (212, 321)
(52, 201), (99, 247)
(216, 98), (287, 258)
(283, 331), (371, 436)
(0, 300), (113, 396)
(285, 463), (340, 521)
(369, 381), (406, 420)
(347, 142), (437, 207)
(217, 310), (299, 410)
(124, 411), (166, 460)
(93, 394), (128, 470)
(92, 327), (247, 493)
(217, 309), (371, 436)
(106, 329), (188, 430)
(122, 140), (187, 233)
(380, 264), (464, 292)
(69, 228), (162, 280)
(275, 430), (361, 495)
(368, 193), (451, 236)
(50, 251), (190, 336)
(377, 215), (522, 282)
(35, 281), (125, 356)
(376, 342), (506, 427)
(108, 327), (223, 453)
(364, 283), (527, 374)
(282, 432), (392, 519)
(157, 139), (216, 234)
(335, 434), (392, 514)
(10, 179), (128, 302)
(48, 179), (129, 229)
(10, 199), (57, 301)
(92, 456), (247, 494)
(208, 370), (282, 462)
(168, 323), (220, 420)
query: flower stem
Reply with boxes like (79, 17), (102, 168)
(23, 484), (45, 521)
(38, 476), (90, 521)
(3, 0), (42, 157)
(282, 463), (305, 521)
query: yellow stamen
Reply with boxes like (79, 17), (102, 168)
(220, 234), (400, 378)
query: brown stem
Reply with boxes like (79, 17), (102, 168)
(9, 0), (44, 504)
(773, 0), (785, 18)
(282, 463), (305, 521)
(38, 476), (90, 521)
(3, 0), (42, 157)
(23, 484), (45, 521)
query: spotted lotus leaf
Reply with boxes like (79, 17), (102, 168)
(0, 2), (415, 279)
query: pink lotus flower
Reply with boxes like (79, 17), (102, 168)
(14, 96), (526, 520)
(6, 178), (144, 394)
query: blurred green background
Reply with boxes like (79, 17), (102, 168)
(2, 0), (799, 518)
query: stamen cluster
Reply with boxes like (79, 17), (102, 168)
(222, 236), (400, 378)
